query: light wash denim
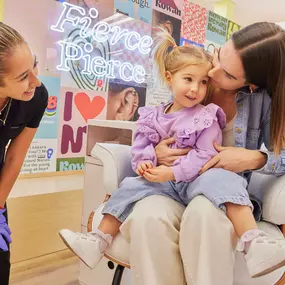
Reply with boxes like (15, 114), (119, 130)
(102, 168), (253, 222)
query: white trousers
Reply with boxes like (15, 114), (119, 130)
(120, 195), (238, 285)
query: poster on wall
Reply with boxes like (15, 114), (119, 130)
(114, 0), (153, 24)
(227, 20), (241, 41)
(152, 9), (181, 46)
(21, 139), (58, 174)
(180, 1), (207, 46)
(106, 13), (152, 88)
(145, 66), (172, 107)
(58, 24), (110, 93)
(206, 11), (228, 46)
(204, 40), (221, 55)
(56, 87), (107, 171)
(21, 75), (60, 174)
(153, 0), (183, 20)
(35, 76), (60, 140)
(55, 0), (115, 20)
(107, 82), (146, 121)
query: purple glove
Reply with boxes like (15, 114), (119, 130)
(0, 208), (12, 251)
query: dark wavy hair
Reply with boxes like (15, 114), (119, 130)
(232, 22), (285, 154)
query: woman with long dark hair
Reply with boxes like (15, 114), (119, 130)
(119, 22), (285, 285)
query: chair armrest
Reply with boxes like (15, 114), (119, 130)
(91, 143), (135, 194)
(262, 175), (285, 224)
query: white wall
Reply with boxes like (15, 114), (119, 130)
(277, 22), (285, 29)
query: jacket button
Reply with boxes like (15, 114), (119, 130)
(236, 128), (242, 134)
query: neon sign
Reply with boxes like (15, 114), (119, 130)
(51, 3), (153, 84)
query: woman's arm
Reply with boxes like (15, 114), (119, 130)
(0, 127), (37, 206)
(154, 137), (192, 166)
(202, 112), (285, 176)
(199, 144), (267, 174)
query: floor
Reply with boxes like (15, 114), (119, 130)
(10, 250), (80, 285)
(7, 174), (84, 284)
(10, 173), (84, 198)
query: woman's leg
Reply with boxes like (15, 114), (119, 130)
(120, 195), (186, 285)
(180, 196), (237, 285)
(0, 204), (10, 285)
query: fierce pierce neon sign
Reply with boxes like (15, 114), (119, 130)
(51, 3), (153, 84)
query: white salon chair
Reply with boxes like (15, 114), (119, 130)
(87, 143), (285, 285)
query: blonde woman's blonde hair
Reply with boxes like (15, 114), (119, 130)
(154, 30), (212, 85)
(0, 22), (25, 86)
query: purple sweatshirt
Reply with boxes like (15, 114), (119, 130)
(131, 103), (226, 182)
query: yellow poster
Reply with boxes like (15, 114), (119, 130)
(0, 0), (4, 21)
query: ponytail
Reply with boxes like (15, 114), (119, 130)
(154, 30), (177, 85)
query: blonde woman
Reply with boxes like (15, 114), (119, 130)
(0, 23), (48, 284)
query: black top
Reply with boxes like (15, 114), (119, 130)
(0, 83), (48, 167)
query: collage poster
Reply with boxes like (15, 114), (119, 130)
(2, 0), (241, 173)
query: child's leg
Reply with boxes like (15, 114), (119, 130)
(182, 168), (285, 279)
(225, 203), (257, 237)
(225, 202), (285, 278)
(58, 213), (122, 270)
(59, 176), (176, 270)
(98, 214), (122, 237)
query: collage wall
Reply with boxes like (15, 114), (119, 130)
(2, 0), (241, 174)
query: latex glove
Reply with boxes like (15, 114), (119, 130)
(0, 208), (12, 252)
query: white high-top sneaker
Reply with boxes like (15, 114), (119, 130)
(245, 236), (285, 278)
(59, 229), (104, 269)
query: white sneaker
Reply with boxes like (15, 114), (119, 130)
(245, 236), (285, 278)
(59, 229), (104, 269)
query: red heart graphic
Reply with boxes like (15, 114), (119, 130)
(74, 92), (106, 122)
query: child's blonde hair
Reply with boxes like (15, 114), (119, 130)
(154, 30), (212, 85)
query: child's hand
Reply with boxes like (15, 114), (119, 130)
(143, 165), (175, 183)
(136, 161), (153, 176)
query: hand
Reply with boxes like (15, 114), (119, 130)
(199, 142), (267, 175)
(143, 165), (175, 182)
(0, 208), (12, 252)
(155, 137), (192, 166)
(136, 161), (153, 176)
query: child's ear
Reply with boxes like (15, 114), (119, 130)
(165, 71), (172, 85)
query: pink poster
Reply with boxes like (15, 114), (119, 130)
(181, 1), (208, 45)
(57, 87), (107, 160)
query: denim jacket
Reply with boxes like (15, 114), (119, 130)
(235, 87), (285, 176)
(235, 87), (285, 215)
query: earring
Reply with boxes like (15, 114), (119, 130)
(249, 84), (256, 94)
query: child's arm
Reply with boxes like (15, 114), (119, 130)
(171, 120), (222, 182)
(131, 111), (161, 172)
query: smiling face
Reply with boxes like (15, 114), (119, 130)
(166, 63), (211, 110)
(208, 40), (246, 90)
(0, 43), (41, 101)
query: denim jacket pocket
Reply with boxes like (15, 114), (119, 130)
(246, 128), (261, 150)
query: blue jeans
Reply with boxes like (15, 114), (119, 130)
(102, 168), (257, 223)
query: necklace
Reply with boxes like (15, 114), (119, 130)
(0, 99), (10, 115)
(0, 99), (12, 126)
